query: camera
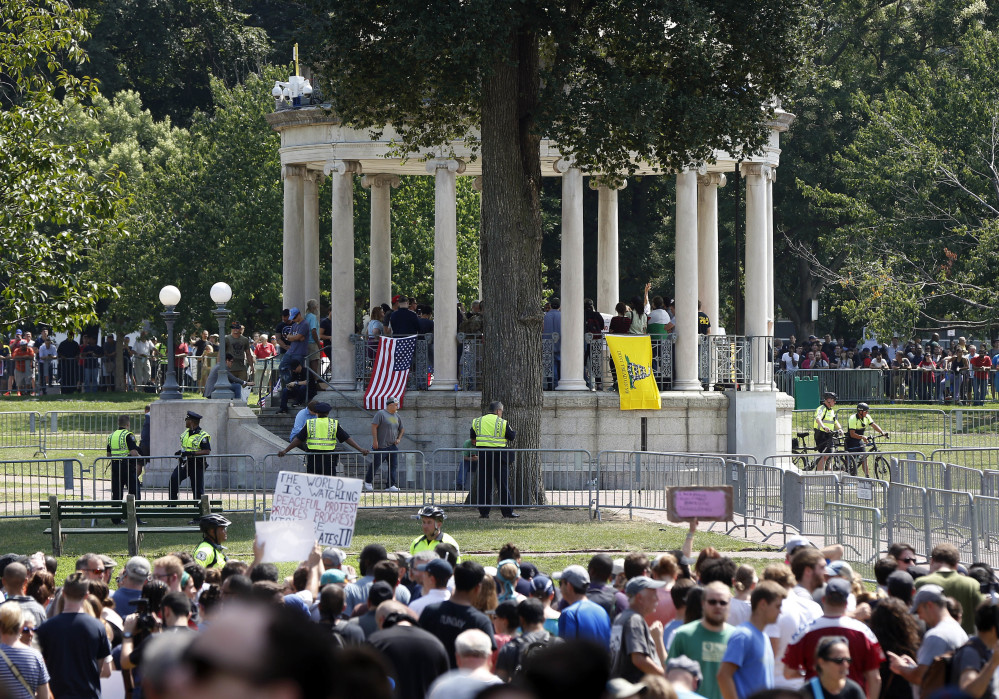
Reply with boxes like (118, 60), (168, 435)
(133, 597), (159, 641)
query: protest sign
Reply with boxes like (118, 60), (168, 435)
(666, 485), (733, 522)
(254, 519), (315, 563)
(269, 470), (362, 547)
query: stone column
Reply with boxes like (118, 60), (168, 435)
(324, 159), (360, 390)
(361, 174), (400, 310)
(697, 173), (726, 335)
(592, 180), (625, 315)
(427, 159), (464, 390)
(766, 169), (775, 335)
(302, 170), (323, 307)
(674, 170), (701, 391)
(742, 162), (771, 389)
(473, 176), (483, 299)
(281, 165), (306, 308)
(556, 160), (587, 390)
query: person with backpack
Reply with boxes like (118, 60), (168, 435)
(955, 601), (999, 699)
(887, 584), (968, 694)
(494, 599), (557, 682)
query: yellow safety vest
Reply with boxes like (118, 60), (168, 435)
(472, 414), (508, 448)
(193, 540), (227, 568)
(108, 429), (132, 458)
(306, 418), (339, 451)
(848, 414), (873, 435)
(181, 428), (210, 453)
(813, 405), (836, 432)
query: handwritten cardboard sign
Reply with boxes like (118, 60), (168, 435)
(269, 470), (362, 547)
(666, 486), (733, 522)
(254, 519), (315, 563)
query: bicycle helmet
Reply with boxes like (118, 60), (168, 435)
(415, 505), (446, 521)
(198, 513), (231, 532)
(822, 391), (837, 400)
(857, 402), (870, 412)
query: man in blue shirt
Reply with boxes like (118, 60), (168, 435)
(557, 565), (611, 648)
(289, 400), (319, 441)
(718, 580), (787, 699)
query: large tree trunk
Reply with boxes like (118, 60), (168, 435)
(480, 26), (545, 504)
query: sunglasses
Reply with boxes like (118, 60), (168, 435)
(705, 599), (729, 606)
(184, 648), (262, 684)
(21, 627), (34, 634)
(825, 657), (852, 665)
(900, 557), (917, 564)
(89, 568), (105, 574)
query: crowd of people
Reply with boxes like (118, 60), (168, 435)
(778, 333), (999, 404)
(1, 511), (996, 699)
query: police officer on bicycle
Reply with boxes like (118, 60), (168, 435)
(845, 402), (888, 478)
(814, 391), (843, 472)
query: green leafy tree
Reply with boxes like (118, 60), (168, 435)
(304, 0), (803, 501)
(0, 0), (127, 331)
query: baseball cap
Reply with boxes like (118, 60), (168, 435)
(666, 655), (703, 683)
(386, 396), (398, 405)
(391, 295), (402, 304)
(124, 556), (151, 581)
(531, 575), (554, 597)
(368, 581), (395, 606)
(824, 577), (852, 603)
(786, 536), (815, 555)
(416, 558), (453, 579)
(910, 583), (945, 612)
(625, 575), (668, 596)
(559, 565), (590, 589)
(886, 570), (914, 600)
(100, 555), (117, 571)
(606, 678), (648, 699)
(320, 569), (346, 585)
(288, 307), (301, 319)
(825, 561), (855, 579)
(283, 594), (310, 617)
(231, 322), (243, 329)
(612, 558), (625, 576)
(322, 547), (346, 568)
(519, 562), (539, 580)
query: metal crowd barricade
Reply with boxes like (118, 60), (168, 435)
(782, 471), (840, 541)
(891, 459), (947, 490)
(945, 464), (984, 495)
(983, 471), (999, 498)
(885, 482), (932, 557)
(43, 411), (145, 455)
(458, 333), (483, 391)
(431, 448), (595, 512)
(973, 495), (999, 569)
(823, 502), (881, 579)
(0, 458), (91, 517)
(94, 454), (265, 514)
(925, 487), (978, 561)
(735, 461), (788, 542)
(791, 409), (948, 448)
(836, 475), (890, 514)
(595, 451), (728, 519)
(0, 411), (44, 455)
(947, 409), (999, 449)
(931, 447), (999, 472)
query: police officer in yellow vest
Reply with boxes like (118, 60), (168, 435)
(813, 391), (843, 472)
(278, 402), (369, 476)
(471, 401), (518, 519)
(170, 410), (211, 499)
(846, 402), (888, 478)
(409, 505), (461, 558)
(107, 415), (141, 522)
(194, 513), (230, 568)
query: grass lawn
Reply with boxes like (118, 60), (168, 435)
(1, 507), (779, 586)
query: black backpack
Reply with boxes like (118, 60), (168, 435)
(512, 632), (559, 677)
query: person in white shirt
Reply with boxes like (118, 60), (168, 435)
(426, 629), (502, 699)
(409, 557), (453, 619)
(132, 331), (156, 389)
(781, 348), (800, 371)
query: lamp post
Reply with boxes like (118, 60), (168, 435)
(210, 282), (235, 400)
(159, 285), (183, 401)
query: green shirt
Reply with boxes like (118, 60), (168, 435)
(667, 621), (733, 699)
(914, 570), (984, 635)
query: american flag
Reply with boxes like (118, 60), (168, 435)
(364, 335), (417, 410)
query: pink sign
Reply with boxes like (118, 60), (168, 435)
(673, 489), (727, 518)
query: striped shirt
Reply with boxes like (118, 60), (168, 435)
(0, 643), (50, 699)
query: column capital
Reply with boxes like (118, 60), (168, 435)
(739, 162), (772, 179)
(425, 158), (466, 174)
(323, 159), (362, 176)
(472, 176), (483, 191)
(281, 164), (308, 180)
(697, 173), (727, 188)
(554, 157), (576, 174)
(589, 177), (627, 191)
(303, 169), (325, 184)
(361, 174), (401, 189)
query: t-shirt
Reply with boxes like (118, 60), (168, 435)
(667, 621), (733, 699)
(610, 608), (661, 683)
(427, 669), (502, 699)
(0, 642), (50, 699)
(801, 677), (866, 699)
(111, 587), (143, 615)
(916, 616), (968, 667)
(915, 571), (984, 635)
(722, 622), (774, 698)
(586, 582), (627, 622)
(367, 625), (451, 699)
(727, 598), (752, 628)
(320, 316), (332, 353)
(770, 591), (814, 690)
(341, 576), (410, 617)
(227, 334), (251, 371)
(559, 597), (612, 648)
(698, 311), (711, 334)
(953, 637), (999, 699)
(389, 308), (421, 336)
(783, 615), (884, 694)
(4, 596), (47, 628)
(37, 611), (112, 699)
(418, 600), (495, 668)
(372, 410), (403, 447)
(286, 320), (310, 358)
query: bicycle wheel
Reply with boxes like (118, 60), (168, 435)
(795, 455), (815, 472)
(829, 454), (852, 475)
(873, 455), (891, 482)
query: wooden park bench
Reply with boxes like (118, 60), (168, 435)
(40, 495), (223, 556)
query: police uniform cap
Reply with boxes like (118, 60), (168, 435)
(186, 411), (203, 421)
(314, 402), (331, 414)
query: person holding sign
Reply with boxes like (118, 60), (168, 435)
(170, 410), (211, 500)
(278, 401), (369, 476)
(471, 401), (518, 519)
(193, 513), (231, 568)
(410, 505), (460, 559)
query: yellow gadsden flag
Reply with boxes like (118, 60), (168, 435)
(605, 334), (662, 410)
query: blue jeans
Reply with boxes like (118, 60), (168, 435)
(973, 376), (988, 404)
(365, 445), (398, 487)
(84, 367), (100, 393)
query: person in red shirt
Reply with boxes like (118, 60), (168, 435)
(11, 340), (35, 396)
(969, 344), (992, 405)
(253, 334), (276, 359)
(783, 578), (885, 698)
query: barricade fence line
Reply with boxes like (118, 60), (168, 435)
(0, 412), (44, 455)
(973, 496), (999, 570)
(823, 502), (881, 581)
(595, 451), (728, 519)
(0, 459), (91, 518)
(43, 411), (146, 455)
(931, 448), (999, 472)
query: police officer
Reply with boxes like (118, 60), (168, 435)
(471, 400), (518, 519)
(277, 402), (369, 476)
(194, 513), (230, 568)
(846, 402), (888, 477)
(813, 391), (842, 472)
(107, 415), (141, 523)
(170, 410), (211, 499)
(409, 505), (460, 558)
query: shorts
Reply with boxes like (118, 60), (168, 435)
(845, 440), (866, 453)
(307, 342), (320, 356)
(814, 429), (833, 453)
(14, 369), (31, 387)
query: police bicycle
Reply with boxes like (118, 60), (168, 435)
(792, 430), (852, 474)
(841, 433), (892, 482)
